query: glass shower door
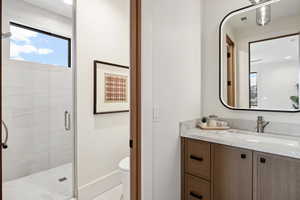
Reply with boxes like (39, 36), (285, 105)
(1, 0), (75, 199)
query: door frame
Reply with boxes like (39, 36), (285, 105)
(130, 0), (141, 199)
(226, 35), (236, 107)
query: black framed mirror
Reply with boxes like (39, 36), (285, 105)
(219, 0), (300, 112)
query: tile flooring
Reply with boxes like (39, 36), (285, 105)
(94, 185), (123, 200)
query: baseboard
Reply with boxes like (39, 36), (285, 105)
(78, 170), (121, 200)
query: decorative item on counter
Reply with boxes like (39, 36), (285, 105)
(197, 115), (230, 130)
(208, 115), (218, 127)
(198, 117), (208, 127)
(216, 120), (228, 127)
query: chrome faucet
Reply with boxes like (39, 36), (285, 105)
(256, 116), (270, 133)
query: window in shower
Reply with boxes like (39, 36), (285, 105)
(9, 22), (71, 67)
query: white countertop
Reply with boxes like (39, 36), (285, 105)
(181, 128), (300, 159)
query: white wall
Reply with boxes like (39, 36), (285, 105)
(202, 0), (300, 126)
(2, 0), (73, 181)
(76, 1), (202, 200)
(141, 0), (154, 199)
(151, 0), (203, 200)
(76, 0), (130, 198)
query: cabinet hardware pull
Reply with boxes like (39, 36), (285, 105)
(260, 157), (266, 163)
(190, 155), (203, 162)
(241, 154), (247, 159)
(190, 192), (203, 199)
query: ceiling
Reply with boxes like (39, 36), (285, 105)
(227, 0), (300, 29)
(251, 34), (299, 65)
(23, 0), (73, 18)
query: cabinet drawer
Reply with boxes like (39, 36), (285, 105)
(185, 139), (211, 180)
(185, 174), (210, 200)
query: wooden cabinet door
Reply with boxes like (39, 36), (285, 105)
(213, 144), (253, 200)
(254, 152), (300, 200)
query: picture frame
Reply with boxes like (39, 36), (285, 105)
(94, 60), (130, 114)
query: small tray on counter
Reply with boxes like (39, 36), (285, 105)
(197, 124), (230, 130)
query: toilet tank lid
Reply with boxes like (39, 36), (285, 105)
(119, 157), (130, 171)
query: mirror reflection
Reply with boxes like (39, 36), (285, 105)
(220, 0), (300, 112)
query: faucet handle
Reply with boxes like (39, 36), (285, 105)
(263, 121), (270, 128)
(257, 116), (263, 121)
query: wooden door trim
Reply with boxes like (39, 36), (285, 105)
(226, 34), (236, 107)
(130, 0), (141, 199)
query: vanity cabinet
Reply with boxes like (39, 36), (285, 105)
(213, 144), (252, 200)
(254, 152), (300, 200)
(181, 138), (300, 200)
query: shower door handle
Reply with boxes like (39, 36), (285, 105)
(1, 120), (8, 149)
(64, 111), (71, 131)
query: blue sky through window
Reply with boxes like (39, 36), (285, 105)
(10, 23), (70, 67)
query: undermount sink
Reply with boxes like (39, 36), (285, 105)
(221, 129), (300, 147)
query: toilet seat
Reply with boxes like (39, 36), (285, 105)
(119, 157), (130, 200)
(119, 157), (130, 172)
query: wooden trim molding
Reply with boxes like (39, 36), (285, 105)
(130, 0), (141, 199)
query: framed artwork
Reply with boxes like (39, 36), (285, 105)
(94, 60), (130, 114)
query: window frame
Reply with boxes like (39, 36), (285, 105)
(9, 22), (71, 68)
(249, 72), (258, 108)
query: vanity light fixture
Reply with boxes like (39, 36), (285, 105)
(256, 5), (271, 26)
(63, 0), (73, 5)
(249, 0), (272, 26)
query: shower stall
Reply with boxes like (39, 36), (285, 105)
(1, 0), (75, 199)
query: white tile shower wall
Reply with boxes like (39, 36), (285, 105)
(2, 0), (73, 181)
(2, 61), (73, 181)
(202, 0), (300, 127)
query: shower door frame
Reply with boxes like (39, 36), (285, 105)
(0, 0), (76, 199)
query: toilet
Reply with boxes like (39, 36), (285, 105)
(119, 157), (130, 200)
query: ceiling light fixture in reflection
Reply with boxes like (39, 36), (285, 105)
(256, 5), (271, 26)
(249, 0), (272, 26)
